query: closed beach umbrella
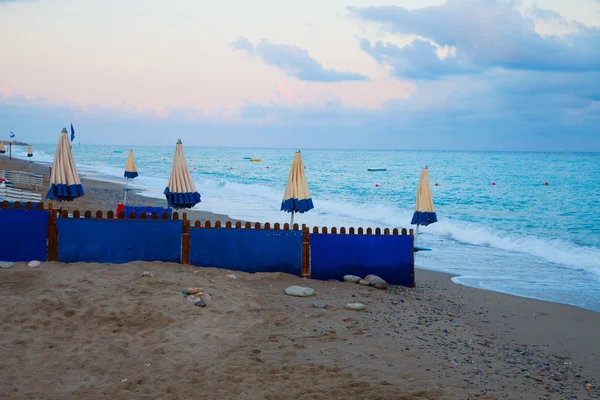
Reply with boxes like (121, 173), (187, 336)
(281, 150), (314, 225)
(411, 166), (437, 244)
(164, 139), (200, 209)
(123, 149), (138, 205)
(0, 141), (5, 154)
(27, 145), (33, 158)
(46, 128), (84, 202)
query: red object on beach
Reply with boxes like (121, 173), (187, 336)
(116, 203), (124, 216)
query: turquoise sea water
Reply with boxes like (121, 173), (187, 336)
(14, 145), (600, 312)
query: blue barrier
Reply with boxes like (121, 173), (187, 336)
(190, 228), (303, 276)
(57, 219), (182, 263)
(124, 205), (172, 218)
(0, 208), (48, 261)
(310, 234), (414, 287)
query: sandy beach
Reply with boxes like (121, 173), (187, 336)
(0, 263), (598, 400)
(1, 157), (599, 399)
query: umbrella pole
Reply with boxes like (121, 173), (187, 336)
(124, 179), (128, 205)
(414, 225), (420, 246)
(290, 211), (295, 227)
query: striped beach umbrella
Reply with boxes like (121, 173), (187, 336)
(411, 166), (437, 244)
(123, 149), (138, 204)
(164, 139), (200, 209)
(46, 128), (84, 202)
(281, 150), (314, 225)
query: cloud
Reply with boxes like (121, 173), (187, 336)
(230, 37), (369, 82)
(350, 0), (600, 79)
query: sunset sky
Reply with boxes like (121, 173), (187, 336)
(1, 0), (599, 150)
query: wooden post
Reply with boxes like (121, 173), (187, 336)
(47, 207), (58, 261)
(181, 217), (191, 265)
(302, 227), (310, 279)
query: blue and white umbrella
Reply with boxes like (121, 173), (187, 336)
(411, 166), (437, 245)
(281, 150), (314, 225)
(123, 149), (138, 204)
(46, 128), (84, 202)
(164, 139), (200, 209)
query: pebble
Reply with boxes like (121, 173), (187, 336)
(28, 260), (41, 268)
(359, 279), (370, 286)
(0, 261), (15, 269)
(312, 302), (328, 309)
(285, 286), (316, 297)
(141, 271), (153, 277)
(359, 290), (371, 296)
(226, 274), (237, 279)
(194, 300), (207, 307)
(187, 287), (203, 295)
(343, 275), (361, 283)
(364, 274), (379, 282)
(369, 276), (389, 290)
(345, 303), (366, 311)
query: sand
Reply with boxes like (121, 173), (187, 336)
(0, 263), (598, 400)
(1, 157), (599, 399)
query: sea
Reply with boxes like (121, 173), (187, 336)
(10, 144), (600, 312)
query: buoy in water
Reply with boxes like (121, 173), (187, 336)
(435, 183), (439, 186)
(492, 182), (496, 186)
(545, 182), (549, 185)
(375, 184), (379, 187)
(194, 168), (196, 170)
(266, 166), (269, 168)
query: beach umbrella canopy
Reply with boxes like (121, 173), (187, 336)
(46, 128), (84, 202)
(0, 141), (5, 154)
(164, 139), (200, 209)
(411, 166), (437, 226)
(124, 149), (138, 179)
(27, 145), (33, 158)
(281, 150), (314, 223)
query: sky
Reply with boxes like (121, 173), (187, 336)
(0, 0), (599, 150)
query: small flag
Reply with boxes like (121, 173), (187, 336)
(70, 122), (75, 142)
(10, 130), (15, 138)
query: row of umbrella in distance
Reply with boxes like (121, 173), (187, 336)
(44, 128), (437, 239)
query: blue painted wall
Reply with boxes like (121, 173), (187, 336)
(190, 228), (303, 276)
(310, 234), (414, 287)
(57, 219), (182, 263)
(0, 208), (48, 262)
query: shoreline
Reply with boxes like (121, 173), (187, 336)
(3, 156), (600, 315)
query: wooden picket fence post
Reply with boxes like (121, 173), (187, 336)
(181, 213), (190, 264)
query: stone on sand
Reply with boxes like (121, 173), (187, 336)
(359, 279), (370, 286)
(226, 274), (237, 279)
(187, 287), (203, 295)
(369, 277), (389, 290)
(141, 271), (153, 277)
(28, 260), (41, 268)
(285, 286), (316, 297)
(0, 261), (15, 269)
(343, 275), (361, 283)
(345, 303), (366, 311)
(312, 302), (328, 309)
